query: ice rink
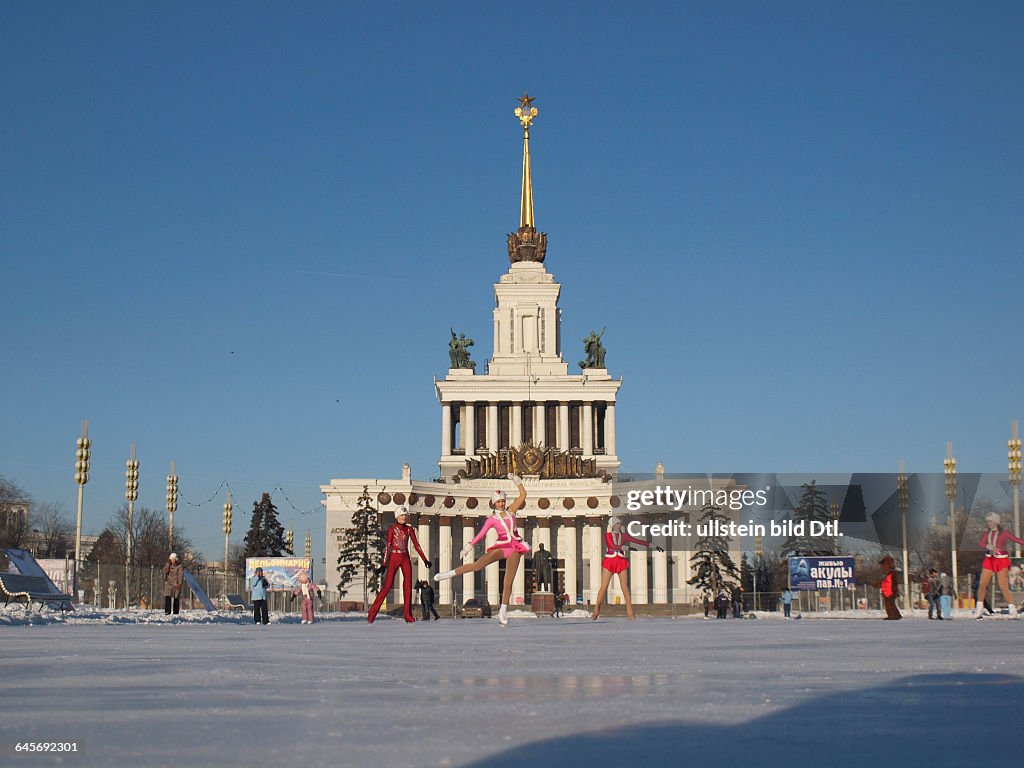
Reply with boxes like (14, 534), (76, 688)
(2, 611), (1022, 767)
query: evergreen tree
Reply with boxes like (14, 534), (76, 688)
(740, 552), (752, 592)
(687, 504), (740, 596)
(780, 480), (835, 557)
(336, 486), (384, 605)
(241, 492), (291, 559)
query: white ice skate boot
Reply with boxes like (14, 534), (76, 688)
(974, 602), (986, 620)
(434, 570), (456, 582)
(497, 604), (508, 626)
(1009, 604), (1019, 619)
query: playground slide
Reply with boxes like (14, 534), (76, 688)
(183, 570), (216, 611)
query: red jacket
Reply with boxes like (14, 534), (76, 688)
(979, 528), (1024, 556)
(383, 523), (428, 566)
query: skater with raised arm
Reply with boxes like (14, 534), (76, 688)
(591, 517), (663, 621)
(435, 474), (528, 626)
(368, 507), (431, 624)
(974, 512), (1024, 619)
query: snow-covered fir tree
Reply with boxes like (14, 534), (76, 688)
(687, 504), (740, 596)
(336, 485), (384, 605)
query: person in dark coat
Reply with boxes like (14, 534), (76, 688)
(879, 555), (901, 620)
(552, 592), (564, 618)
(420, 580), (440, 621)
(703, 592), (710, 618)
(162, 553), (184, 615)
(731, 585), (743, 618)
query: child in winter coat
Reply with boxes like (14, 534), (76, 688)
(292, 572), (321, 624)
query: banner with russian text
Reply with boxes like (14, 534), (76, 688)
(789, 556), (855, 591)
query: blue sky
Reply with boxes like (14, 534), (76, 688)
(3, 2), (1021, 564)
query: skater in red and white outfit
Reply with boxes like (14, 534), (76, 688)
(434, 474), (527, 626)
(368, 507), (431, 624)
(592, 517), (662, 621)
(974, 512), (1024, 619)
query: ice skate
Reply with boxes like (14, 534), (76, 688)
(1009, 604), (1019, 619)
(974, 602), (986, 620)
(497, 604), (508, 626)
(434, 569), (455, 582)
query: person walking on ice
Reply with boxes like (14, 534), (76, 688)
(368, 507), (431, 624)
(591, 516), (662, 621)
(974, 512), (1024, 619)
(435, 474), (528, 626)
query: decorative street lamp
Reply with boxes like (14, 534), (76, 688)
(897, 461), (909, 610)
(753, 533), (762, 612)
(304, 530), (312, 560)
(1009, 421), (1022, 558)
(166, 461), (178, 551)
(943, 442), (958, 592)
(286, 529), (294, 555)
(223, 490), (233, 585)
(124, 444), (139, 606)
(73, 420), (91, 596)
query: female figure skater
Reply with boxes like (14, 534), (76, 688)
(291, 571), (321, 624)
(591, 516), (662, 621)
(974, 511), (1024, 619)
(368, 507), (431, 624)
(435, 474), (527, 626)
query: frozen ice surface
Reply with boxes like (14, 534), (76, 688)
(2, 608), (1021, 768)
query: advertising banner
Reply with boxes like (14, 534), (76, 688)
(245, 557), (313, 592)
(789, 556), (856, 591)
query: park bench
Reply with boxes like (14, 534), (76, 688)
(223, 593), (252, 611)
(0, 572), (74, 612)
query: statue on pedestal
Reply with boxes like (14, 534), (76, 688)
(448, 329), (476, 371)
(578, 327), (606, 369)
(533, 542), (553, 592)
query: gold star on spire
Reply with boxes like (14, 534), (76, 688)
(513, 93), (539, 228)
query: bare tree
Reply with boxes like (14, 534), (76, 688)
(0, 475), (32, 550)
(32, 502), (74, 558)
(105, 505), (202, 569)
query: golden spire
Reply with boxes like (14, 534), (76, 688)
(515, 92), (538, 228)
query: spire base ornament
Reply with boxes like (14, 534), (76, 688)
(507, 225), (548, 264)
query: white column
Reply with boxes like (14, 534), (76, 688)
(652, 549), (668, 604)
(631, 548), (648, 604)
(418, 518), (431, 581)
(439, 517), (453, 605)
(558, 521), (577, 602)
(442, 403), (452, 456)
(511, 402), (522, 447)
(535, 403), (546, 448)
(465, 401), (476, 457)
(589, 524), (602, 606)
(488, 403), (499, 453)
(606, 402), (616, 456)
(462, 519), (476, 602)
(558, 402), (569, 452)
(485, 528), (500, 605)
(582, 402), (593, 456)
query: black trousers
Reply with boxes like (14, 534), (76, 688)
(164, 596), (180, 615)
(253, 599), (269, 625)
(421, 598), (440, 620)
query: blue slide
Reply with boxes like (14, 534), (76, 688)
(183, 570), (215, 611)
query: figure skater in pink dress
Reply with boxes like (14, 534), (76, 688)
(591, 516), (662, 621)
(435, 474), (527, 626)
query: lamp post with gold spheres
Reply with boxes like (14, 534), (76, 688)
(125, 445), (139, 605)
(943, 443), (958, 591)
(1009, 421), (1022, 558)
(73, 421), (91, 596)
(286, 529), (294, 555)
(166, 461), (178, 551)
(897, 461), (909, 610)
(223, 490), (233, 589)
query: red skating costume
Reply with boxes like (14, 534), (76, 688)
(602, 531), (650, 574)
(368, 519), (429, 624)
(974, 513), (1024, 619)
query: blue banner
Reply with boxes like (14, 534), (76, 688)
(789, 556), (856, 591)
(245, 557), (314, 592)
